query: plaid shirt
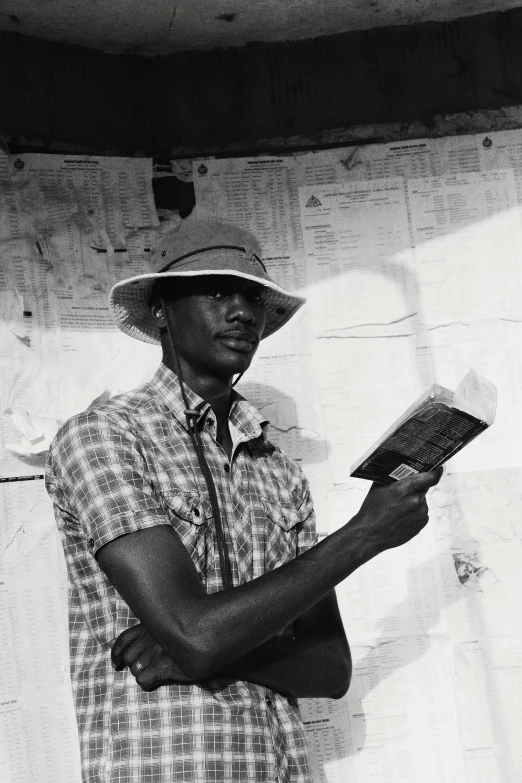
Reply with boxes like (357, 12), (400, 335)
(46, 362), (317, 783)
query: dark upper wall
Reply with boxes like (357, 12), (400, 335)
(3, 8), (522, 156)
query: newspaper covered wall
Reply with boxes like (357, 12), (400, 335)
(1, 132), (522, 782)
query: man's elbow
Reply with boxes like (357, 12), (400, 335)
(166, 627), (224, 680)
(329, 666), (351, 699)
(327, 648), (352, 699)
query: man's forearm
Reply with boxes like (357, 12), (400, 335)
(218, 634), (351, 699)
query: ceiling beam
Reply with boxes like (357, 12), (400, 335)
(2, 9), (522, 155)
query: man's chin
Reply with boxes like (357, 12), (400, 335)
(218, 349), (256, 377)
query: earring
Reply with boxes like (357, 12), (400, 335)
(152, 306), (164, 323)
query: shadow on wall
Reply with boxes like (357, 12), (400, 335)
(335, 549), (470, 760)
(236, 381), (331, 465)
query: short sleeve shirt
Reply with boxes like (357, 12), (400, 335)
(45, 363), (317, 783)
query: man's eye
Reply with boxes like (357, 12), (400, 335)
(207, 290), (225, 299)
(246, 289), (264, 305)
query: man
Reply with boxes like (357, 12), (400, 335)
(46, 214), (442, 783)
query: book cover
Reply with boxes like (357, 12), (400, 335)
(350, 371), (496, 484)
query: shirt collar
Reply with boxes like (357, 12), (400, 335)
(150, 362), (268, 440)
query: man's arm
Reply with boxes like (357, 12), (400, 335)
(97, 470), (442, 682)
(219, 590), (351, 698)
(112, 590), (351, 698)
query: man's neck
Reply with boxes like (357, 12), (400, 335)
(162, 356), (234, 424)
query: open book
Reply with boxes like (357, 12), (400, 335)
(350, 370), (497, 484)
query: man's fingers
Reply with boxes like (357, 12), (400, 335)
(135, 666), (161, 691)
(111, 623), (145, 668)
(399, 467), (443, 493)
(118, 638), (148, 669)
(130, 646), (155, 678)
(135, 656), (173, 692)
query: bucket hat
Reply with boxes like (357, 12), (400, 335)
(109, 213), (305, 344)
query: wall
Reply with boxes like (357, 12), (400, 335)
(1, 128), (522, 781)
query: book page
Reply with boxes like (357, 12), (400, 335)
(454, 369), (497, 425)
(428, 320), (521, 472)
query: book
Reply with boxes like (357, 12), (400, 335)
(350, 369), (497, 484)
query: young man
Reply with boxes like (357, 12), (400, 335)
(46, 214), (442, 783)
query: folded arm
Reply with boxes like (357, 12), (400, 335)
(98, 467), (442, 686)
(112, 589), (351, 698)
(57, 409), (441, 696)
(219, 590), (351, 698)
(97, 521), (365, 683)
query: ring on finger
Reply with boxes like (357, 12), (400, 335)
(135, 660), (144, 672)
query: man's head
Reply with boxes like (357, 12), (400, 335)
(149, 274), (267, 384)
(109, 213), (305, 350)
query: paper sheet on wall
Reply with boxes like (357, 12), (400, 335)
(407, 169), (522, 326)
(0, 152), (161, 478)
(293, 134), (481, 186)
(0, 478), (81, 783)
(299, 697), (355, 783)
(298, 178), (418, 336)
(237, 333), (334, 530)
(453, 635), (522, 782)
(479, 127), (522, 213)
(310, 334), (421, 486)
(193, 155), (335, 517)
(193, 156), (305, 290)
(428, 468), (522, 643)
(346, 634), (465, 782)
(336, 523), (447, 643)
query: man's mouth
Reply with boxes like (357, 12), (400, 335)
(216, 330), (258, 352)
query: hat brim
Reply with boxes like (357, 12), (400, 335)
(109, 269), (306, 345)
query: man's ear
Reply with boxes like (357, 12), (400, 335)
(150, 301), (166, 327)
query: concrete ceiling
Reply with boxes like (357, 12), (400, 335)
(0, 0), (519, 56)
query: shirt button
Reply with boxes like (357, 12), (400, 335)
(224, 464), (230, 473)
(207, 418), (214, 427)
(193, 507), (200, 517)
(88, 538), (95, 549)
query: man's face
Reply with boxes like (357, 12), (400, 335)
(159, 275), (267, 383)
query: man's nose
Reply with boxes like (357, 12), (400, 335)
(226, 293), (256, 323)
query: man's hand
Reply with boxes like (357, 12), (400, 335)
(111, 624), (194, 691)
(353, 468), (443, 556)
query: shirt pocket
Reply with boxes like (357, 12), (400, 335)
(260, 490), (314, 572)
(161, 489), (215, 581)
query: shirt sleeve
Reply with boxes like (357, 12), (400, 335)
(45, 408), (170, 554)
